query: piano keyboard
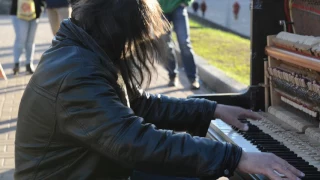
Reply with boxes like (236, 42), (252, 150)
(208, 115), (320, 180)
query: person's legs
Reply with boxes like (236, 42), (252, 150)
(162, 14), (179, 86)
(46, 8), (60, 35)
(25, 18), (39, 73)
(12, 16), (29, 74)
(172, 6), (199, 89)
(57, 6), (71, 23)
(163, 29), (179, 86)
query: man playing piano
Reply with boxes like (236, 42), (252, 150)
(14, 0), (305, 180)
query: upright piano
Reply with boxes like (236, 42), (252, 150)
(189, 0), (320, 179)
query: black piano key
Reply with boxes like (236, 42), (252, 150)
(257, 144), (288, 148)
(260, 148), (292, 152)
(294, 167), (318, 171)
(270, 151), (297, 155)
(302, 171), (320, 175)
(260, 146), (290, 150)
(243, 133), (271, 137)
(303, 175), (320, 179)
(235, 121), (320, 178)
(252, 141), (281, 145)
(250, 137), (276, 140)
(247, 129), (262, 133)
(282, 161), (310, 166)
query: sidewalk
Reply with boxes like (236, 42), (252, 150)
(0, 15), (211, 179)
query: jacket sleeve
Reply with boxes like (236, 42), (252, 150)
(130, 90), (217, 136)
(57, 66), (243, 179)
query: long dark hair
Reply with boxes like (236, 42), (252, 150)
(70, 0), (169, 96)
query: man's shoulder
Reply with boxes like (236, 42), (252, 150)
(29, 45), (102, 96)
(44, 45), (100, 66)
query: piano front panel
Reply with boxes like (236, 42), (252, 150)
(267, 35), (320, 130)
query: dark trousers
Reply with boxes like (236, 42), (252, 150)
(163, 6), (198, 82)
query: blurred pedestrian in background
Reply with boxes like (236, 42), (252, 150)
(192, 1), (199, 13)
(10, 0), (45, 75)
(158, 0), (200, 90)
(200, 0), (206, 17)
(45, 0), (70, 35)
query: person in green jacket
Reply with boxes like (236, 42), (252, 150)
(158, 0), (200, 90)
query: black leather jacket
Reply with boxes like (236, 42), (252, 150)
(15, 19), (242, 180)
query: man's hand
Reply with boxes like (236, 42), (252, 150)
(213, 104), (262, 131)
(237, 152), (305, 180)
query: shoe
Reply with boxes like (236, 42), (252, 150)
(13, 63), (19, 75)
(26, 64), (35, 74)
(190, 80), (200, 90)
(168, 77), (177, 87)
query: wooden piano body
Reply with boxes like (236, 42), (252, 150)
(188, 0), (320, 179)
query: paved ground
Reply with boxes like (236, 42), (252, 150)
(0, 15), (212, 179)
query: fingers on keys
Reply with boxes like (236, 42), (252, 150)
(233, 120), (249, 131)
(243, 109), (263, 120)
(266, 155), (305, 180)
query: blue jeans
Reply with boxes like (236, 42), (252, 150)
(12, 16), (39, 64)
(131, 171), (199, 180)
(163, 6), (198, 82)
